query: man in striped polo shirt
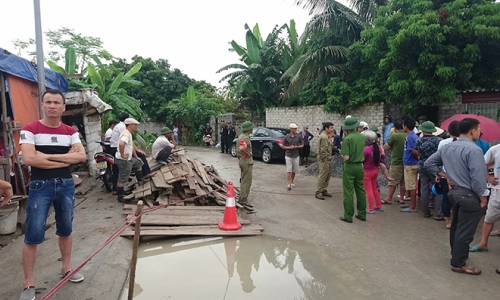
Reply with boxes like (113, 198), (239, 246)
(18, 90), (87, 300)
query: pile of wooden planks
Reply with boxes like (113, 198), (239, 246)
(120, 148), (264, 237)
(120, 205), (264, 237)
(124, 149), (242, 208)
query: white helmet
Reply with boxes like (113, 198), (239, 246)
(359, 121), (369, 130)
(362, 130), (377, 145)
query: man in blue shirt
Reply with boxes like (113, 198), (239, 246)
(475, 132), (489, 154)
(382, 116), (394, 145)
(402, 118), (419, 213)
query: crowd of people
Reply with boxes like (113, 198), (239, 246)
(312, 114), (500, 276)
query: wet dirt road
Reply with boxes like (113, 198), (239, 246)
(123, 146), (500, 300)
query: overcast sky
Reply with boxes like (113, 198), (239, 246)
(1, 0), (349, 87)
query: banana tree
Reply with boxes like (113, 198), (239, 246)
(47, 47), (77, 74)
(87, 58), (145, 121)
(217, 23), (285, 115)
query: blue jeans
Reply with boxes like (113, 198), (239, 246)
(25, 178), (75, 245)
(174, 134), (179, 144)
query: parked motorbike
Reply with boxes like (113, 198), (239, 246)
(94, 141), (114, 192)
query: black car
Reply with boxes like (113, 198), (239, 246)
(230, 127), (290, 163)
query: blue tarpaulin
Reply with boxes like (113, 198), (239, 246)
(0, 47), (68, 92)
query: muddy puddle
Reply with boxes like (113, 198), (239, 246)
(120, 235), (343, 300)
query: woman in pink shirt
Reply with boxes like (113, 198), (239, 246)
(363, 131), (392, 214)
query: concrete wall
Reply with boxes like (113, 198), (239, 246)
(437, 96), (463, 125)
(138, 122), (165, 135)
(214, 113), (265, 143)
(266, 104), (386, 151)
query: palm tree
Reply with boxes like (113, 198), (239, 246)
(280, 0), (388, 102)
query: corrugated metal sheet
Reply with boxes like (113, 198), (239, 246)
(462, 102), (500, 121)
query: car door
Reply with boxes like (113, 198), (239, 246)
(250, 128), (266, 158)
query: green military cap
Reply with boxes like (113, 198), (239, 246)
(343, 117), (360, 130)
(241, 121), (254, 132)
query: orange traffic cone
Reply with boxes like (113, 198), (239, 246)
(223, 239), (237, 277)
(219, 181), (242, 231)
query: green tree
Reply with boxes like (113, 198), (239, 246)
(217, 23), (285, 116)
(324, 0), (500, 114)
(163, 86), (224, 144)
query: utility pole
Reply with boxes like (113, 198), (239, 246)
(33, 0), (45, 118)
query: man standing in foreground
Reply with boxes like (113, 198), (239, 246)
(340, 117), (367, 223)
(152, 127), (176, 164)
(237, 121), (255, 213)
(282, 123), (304, 190)
(19, 90), (87, 300)
(401, 118), (419, 213)
(315, 122), (334, 200)
(425, 118), (488, 275)
(115, 118), (147, 202)
(383, 120), (406, 204)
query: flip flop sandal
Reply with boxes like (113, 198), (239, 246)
(469, 245), (488, 252)
(434, 217), (445, 221)
(451, 265), (481, 275)
(490, 231), (500, 237)
(381, 200), (392, 205)
(400, 208), (417, 213)
(400, 204), (409, 208)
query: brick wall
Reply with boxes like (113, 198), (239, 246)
(266, 104), (386, 151)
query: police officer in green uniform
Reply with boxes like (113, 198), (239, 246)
(340, 117), (367, 223)
(315, 122), (334, 200)
(237, 121), (255, 212)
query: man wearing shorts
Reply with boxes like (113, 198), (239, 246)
(401, 118), (419, 213)
(19, 90), (87, 300)
(383, 120), (406, 204)
(469, 143), (500, 253)
(282, 123), (304, 190)
(115, 118), (147, 202)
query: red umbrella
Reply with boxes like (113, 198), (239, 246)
(440, 114), (500, 142)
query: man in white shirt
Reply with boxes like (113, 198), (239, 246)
(105, 120), (118, 141)
(110, 113), (156, 193)
(115, 118), (147, 202)
(152, 127), (176, 164)
(468, 144), (500, 253)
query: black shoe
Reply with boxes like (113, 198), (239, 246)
(322, 191), (332, 197)
(315, 194), (325, 200)
(117, 187), (125, 202)
(135, 171), (148, 185)
(496, 268), (500, 275)
(340, 217), (353, 223)
(355, 215), (366, 221)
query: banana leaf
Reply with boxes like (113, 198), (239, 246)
(87, 64), (105, 96)
(47, 61), (66, 74)
(65, 47), (76, 74)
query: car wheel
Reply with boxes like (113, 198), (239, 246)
(262, 148), (272, 163)
(231, 144), (237, 157)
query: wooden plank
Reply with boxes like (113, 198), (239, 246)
(129, 214), (251, 226)
(151, 172), (173, 189)
(151, 180), (161, 192)
(120, 224), (263, 237)
(193, 173), (208, 189)
(193, 160), (210, 185)
(162, 170), (175, 183)
(134, 182), (151, 194)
